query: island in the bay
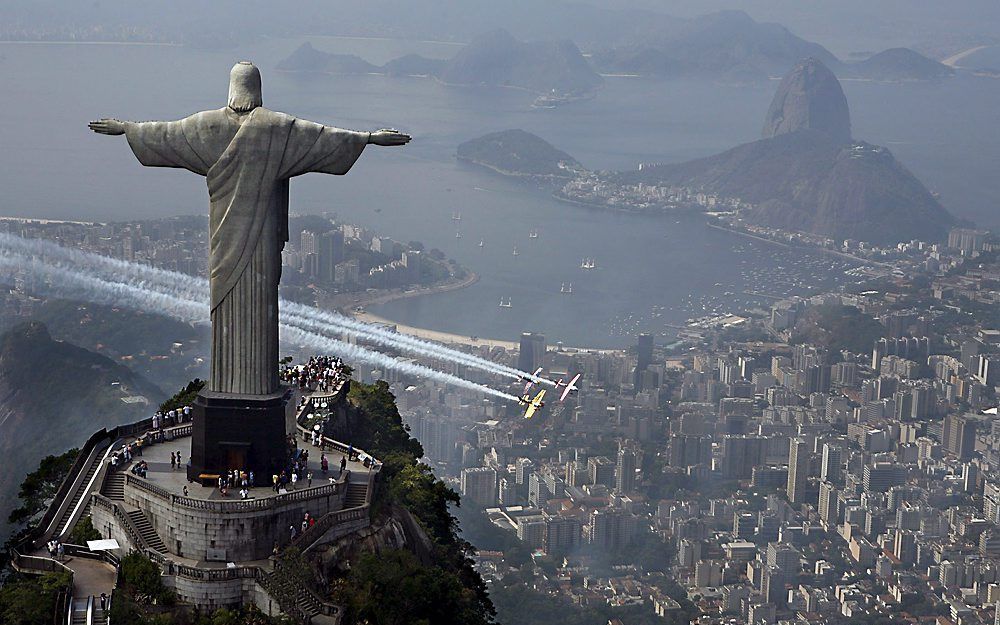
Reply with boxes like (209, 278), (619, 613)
(458, 58), (956, 245)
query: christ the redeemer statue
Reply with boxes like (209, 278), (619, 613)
(90, 61), (409, 396)
(90, 62), (409, 478)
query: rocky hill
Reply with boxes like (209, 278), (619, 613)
(846, 48), (954, 81)
(0, 322), (164, 539)
(276, 42), (379, 74)
(762, 58), (851, 143)
(457, 129), (584, 180)
(621, 59), (954, 243)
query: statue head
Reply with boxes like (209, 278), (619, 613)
(228, 61), (262, 113)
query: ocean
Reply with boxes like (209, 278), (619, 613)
(0, 37), (996, 347)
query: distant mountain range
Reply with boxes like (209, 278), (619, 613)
(277, 30), (602, 96)
(0, 322), (165, 539)
(591, 10), (954, 82)
(460, 58), (955, 245)
(279, 11), (953, 92)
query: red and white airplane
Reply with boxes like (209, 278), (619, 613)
(555, 373), (582, 402)
(520, 367), (544, 394)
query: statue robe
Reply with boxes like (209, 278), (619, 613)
(125, 107), (368, 395)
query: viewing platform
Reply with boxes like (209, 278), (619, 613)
(13, 379), (377, 623)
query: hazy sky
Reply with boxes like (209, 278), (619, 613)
(6, 0), (999, 57)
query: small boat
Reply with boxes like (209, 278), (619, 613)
(580, 258), (596, 269)
(561, 283), (573, 294)
(499, 297), (512, 308)
(455, 231), (462, 239)
(512, 246), (519, 257)
(529, 230), (539, 239)
(452, 212), (461, 221)
(479, 240), (484, 248)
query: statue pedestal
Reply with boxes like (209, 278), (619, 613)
(186, 389), (291, 483)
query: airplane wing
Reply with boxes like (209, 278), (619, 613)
(560, 374), (581, 402)
(524, 404), (538, 419)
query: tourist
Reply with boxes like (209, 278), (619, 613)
(100, 593), (107, 611)
(290, 471), (298, 490)
(176, 450), (181, 466)
(182, 485), (188, 497)
(301, 519), (308, 533)
(307, 471), (313, 487)
(56, 542), (64, 560)
(321, 454), (328, 474)
(289, 525), (297, 541)
(170, 452), (176, 469)
(248, 470), (255, 487)
(340, 455), (347, 475)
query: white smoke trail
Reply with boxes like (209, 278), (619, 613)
(0, 249), (519, 401)
(0, 232), (552, 385)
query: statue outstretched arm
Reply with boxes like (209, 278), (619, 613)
(88, 118), (129, 136)
(367, 129), (411, 147)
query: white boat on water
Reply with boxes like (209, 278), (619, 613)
(512, 246), (519, 257)
(580, 258), (597, 269)
(499, 297), (512, 308)
(561, 282), (573, 294)
(478, 240), (484, 247)
(529, 230), (538, 239)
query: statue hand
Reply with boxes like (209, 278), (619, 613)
(369, 129), (411, 147)
(88, 119), (127, 136)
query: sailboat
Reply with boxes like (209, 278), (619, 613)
(561, 283), (573, 294)
(452, 211), (461, 221)
(512, 245), (519, 257)
(455, 231), (462, 239)
(528, 230), (539, 239)
(498, 297), (512, 308)
(580, 258), (596, 269)
(478, 239), (484, 248)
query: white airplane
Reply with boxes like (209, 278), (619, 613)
(556, 373), (581, 402)
(519, 390), (546, 419)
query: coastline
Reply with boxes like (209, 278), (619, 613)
(351, 308), (622, 354)
(321, 266), (480, 312)
(705, 222), (894, 268)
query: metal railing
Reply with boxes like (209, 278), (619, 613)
(124, 472), (343, 512)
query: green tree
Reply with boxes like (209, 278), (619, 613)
(159, 379), (205, 413)
(68, 515), (102, 545)
(0, 571), (72, 625)
(338, 550), (490, 625)
(8, 448), (78, 525)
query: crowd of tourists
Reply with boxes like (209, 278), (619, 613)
(280, 356), (344, 392)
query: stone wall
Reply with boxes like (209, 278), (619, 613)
(124, 478), (348, 561)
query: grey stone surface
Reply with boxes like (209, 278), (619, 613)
(761, 58), (851, 143)
(89, 61), (410, 395)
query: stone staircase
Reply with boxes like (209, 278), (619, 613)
(263, 565), (341, 625)
(126, 509), (167, 553)
(343, 482), (367, 508)
(102, 473), (125, 501)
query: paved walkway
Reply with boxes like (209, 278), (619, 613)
(66, 556), (116, 598)
(128, 433), (371, 500)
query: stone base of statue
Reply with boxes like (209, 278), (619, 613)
(186, 389), (292, 483)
